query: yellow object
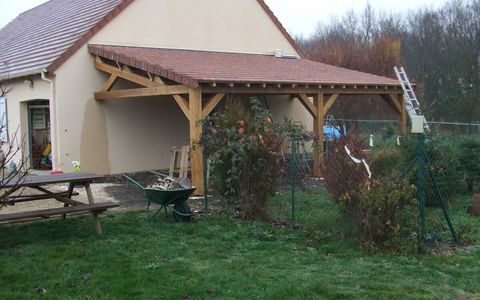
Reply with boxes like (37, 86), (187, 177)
(42, 143), (51, 157)
(72, 161), (81, 173)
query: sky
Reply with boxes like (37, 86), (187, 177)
(0, 0), (448, 37)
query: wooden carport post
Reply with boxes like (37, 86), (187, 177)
(189, 88), (204, 195)
(397, 94), (407, 134)
(313, 91), (324, 177)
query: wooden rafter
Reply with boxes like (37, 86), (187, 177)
(95, 57), (156, 88)
(95, 86), (189, 100)
(324, 94), (339, 114)
(297, 94), (317, 118)
(94, 56), (191, 119)
(202, 93), (226, 118)
(101, 75), (118, 92)
(382, 94), (402, 114)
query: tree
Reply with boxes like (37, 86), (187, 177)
(0, 77), (29, 209)
(296, 0), (480, 125)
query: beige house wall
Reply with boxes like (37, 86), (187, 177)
(54, 44), (189, 174)
(4, 0), (311, 174)
(3, 77), (52, 168)
(268, 96), (313, 130)
(90, 0), (298, 56)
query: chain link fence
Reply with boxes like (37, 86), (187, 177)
(269, 120), (480, 252)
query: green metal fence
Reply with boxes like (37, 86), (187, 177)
(274, 125), (480, 252)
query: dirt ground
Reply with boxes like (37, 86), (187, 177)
(0, 173), (212, 216)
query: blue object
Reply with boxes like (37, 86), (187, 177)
(323, 126), (341, 140)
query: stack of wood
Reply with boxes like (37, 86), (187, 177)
(147, 176), (192, 191)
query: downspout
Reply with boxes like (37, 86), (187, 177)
(40, 70), (61, 171)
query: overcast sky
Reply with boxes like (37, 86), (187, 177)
(0, 0), (448, 36)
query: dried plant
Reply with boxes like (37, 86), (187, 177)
(0, 78), (29, 209)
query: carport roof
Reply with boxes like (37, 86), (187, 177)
(89, 45), (401, 89)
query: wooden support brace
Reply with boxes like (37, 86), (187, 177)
(101, 75), (118, 92)
(297, 94), (318, 118)
(203, 93), (226, 118)
(173, 95), (190, 120)
(382, 94), (402, 114)
(324, 94), (339, 114)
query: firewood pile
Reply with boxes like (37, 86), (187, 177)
(147, 176), (192, 190)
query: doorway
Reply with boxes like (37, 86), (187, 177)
(28, 101), (52, 170)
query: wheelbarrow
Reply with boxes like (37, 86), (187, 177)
(123, 172), (196, 222)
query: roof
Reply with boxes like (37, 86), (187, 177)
(89, 45), (401, 88)
(0, 0), (133, 79)
(0, 0), (300, 80)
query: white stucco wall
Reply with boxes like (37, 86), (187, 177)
(90, 0), (298, 56)
(4, 0), (310, 174)
(3, 77), (51, 168)
(54, 45), (189, 174)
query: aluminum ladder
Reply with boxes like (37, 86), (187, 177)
(394, 66), (430, 131)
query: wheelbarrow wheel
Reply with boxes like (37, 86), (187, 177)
(173, 201), (193, 222)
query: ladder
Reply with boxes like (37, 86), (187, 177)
(394, 66), (430, 131)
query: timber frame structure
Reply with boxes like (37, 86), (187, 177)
(91, 48), (405, 195)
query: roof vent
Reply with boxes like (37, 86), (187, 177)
(273, 49), (299, 59)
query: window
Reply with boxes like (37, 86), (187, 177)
(0, 96), (7, 142)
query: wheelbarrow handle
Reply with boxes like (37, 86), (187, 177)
(122, 174), (146, 191)
(149, 170), (169, 179)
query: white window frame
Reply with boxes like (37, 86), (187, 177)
(0, 96), (8, 143)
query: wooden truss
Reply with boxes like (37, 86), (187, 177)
(93, 55), (405, 194)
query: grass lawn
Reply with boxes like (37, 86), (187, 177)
(1, 189), (479, 299)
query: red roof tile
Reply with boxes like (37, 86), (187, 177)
(0, 0), (133, 79)
(89, 45), (401, 88)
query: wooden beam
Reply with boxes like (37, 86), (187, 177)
(101, 75), (118, 92)
(94, 56), (158, 88)
(397, 94), (407, 134)
(297, 94), (317, 118)
(324, 94), (339, 114)
(95, 86), (189, 100)
(202, 86), (402, 95)
(153, 75), (165, 84)
(151, 75), (190, 120)
(313, 91), (324, 178)
(202, 93), (226, 118)
(189, 88), (204, 195)
(173, 95), (190, 120)
(382, 94), (402, 114)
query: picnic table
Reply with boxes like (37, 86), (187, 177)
(0, 172), (119, 234)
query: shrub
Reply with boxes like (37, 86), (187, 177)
(458, 138), (480, 194)
(324, 133), (418, 251)
(201, 97), (306, 220)
(357, 176), (417, 251)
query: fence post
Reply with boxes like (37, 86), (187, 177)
(417, 133), (426, 253)
(290, 135), (297, 224)
(203, 142), (209, 211)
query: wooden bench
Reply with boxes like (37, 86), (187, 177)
(0, 201), (119, 232)
(6, 191), (80, 205)
(0, 173), (118, 234)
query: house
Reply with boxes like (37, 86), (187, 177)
(0, 0), (405, 194)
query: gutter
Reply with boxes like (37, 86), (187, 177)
(0, 69), (45, 81)
(40, 70), (61, 171)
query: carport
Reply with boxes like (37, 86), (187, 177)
(89, 45), (405, 194)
